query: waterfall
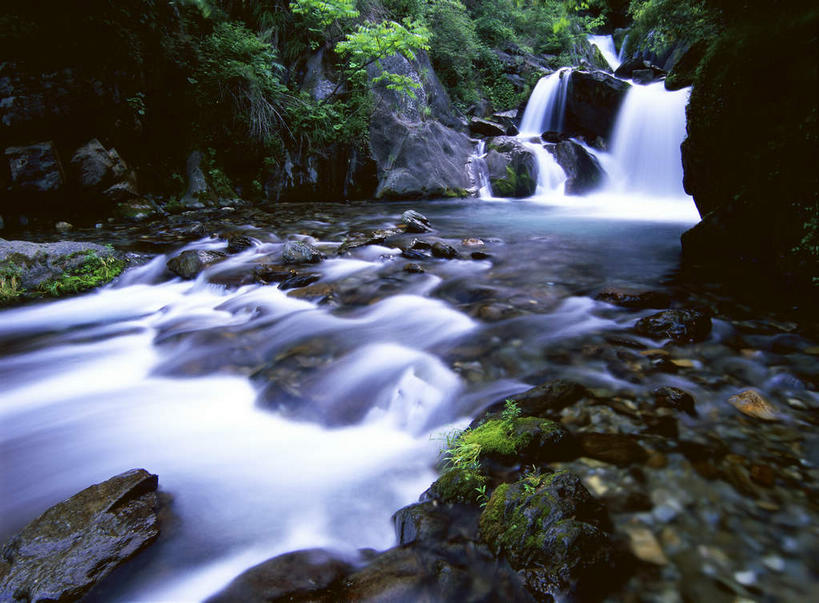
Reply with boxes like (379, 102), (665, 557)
(588, 35), (621, 71)
(608, 82), (691, 197)
(617, 34), (630, 63)
(473, 140), (494, 198)
(518, 68), (571, 137)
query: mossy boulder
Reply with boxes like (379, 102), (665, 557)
(479, 471), (615, 600)
(485, 137), (537, 198)
(0, 240), (125, 304)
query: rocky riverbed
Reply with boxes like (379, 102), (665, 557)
(1, 199), (817, 601)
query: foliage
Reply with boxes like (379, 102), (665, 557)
(38, 252), (126, 297)
(196, 21), (289, 143)
(336, 17), (430, 97)
(0, 264), (23, 306)
(626, 0), (719, 55)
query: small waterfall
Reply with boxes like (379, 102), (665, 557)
(588, 35), (621, 71)
(473, 140), (494, 199)
(617, 34), (630, 63)
(518, 68), (571, 137)
(608, 82), (691, 197)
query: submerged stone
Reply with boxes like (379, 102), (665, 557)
(634, 308), (712, 343)
(728, 389), (779, 422)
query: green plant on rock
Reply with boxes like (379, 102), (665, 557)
(38, 252), (126, 297)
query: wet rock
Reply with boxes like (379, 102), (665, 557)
(0, 469), (160, 602)
(224, 232), (255, 254)
(546, 140), (606, 195)
(400, 209), (431, 233)
(205, 548), (355, 603)
(338, 228), (400, 254)
(279, 272), (320, 291)
(485, 137), (538, 197)
(564, 70), (631, 143)
(401, 248), (431, 260)
(596, 288), (671, 309)
(282, 240), (323, 264)
(475, 302), (518, 322)
(541, 130), (572, 143)
(577, 433), (649, 466)
(728, 389), (779, 422)
(431, 241), (460, 259)
(614, 58), (665, 80)
(335, 542), (533, 601)
(403, 263), (424, 273)
(471, 251), (491, 260)
(652, 386), (697, 416)
(505, 379), (589, 418)
(479, 471), (615, 600)
(166, 249), (226, 279)
(634, 308), (712, 343)
(469, 117), (507, 138)
(4, 141), (64, 194)
(393, 502), (455, 546)
(55, 221), (73, 233)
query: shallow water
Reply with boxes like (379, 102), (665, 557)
(1, 198), (817, 601)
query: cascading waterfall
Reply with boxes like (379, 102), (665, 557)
(473, 140), (494, 198)
(518, 67), (571, 136)
(588, 35), (621, 71)
(608, 82), (691, 197)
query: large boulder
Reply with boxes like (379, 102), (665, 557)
(4, 142), (64, 194)
(479, 471), (616, 600)
(70, 139), (138, 202)
(563, 70), (630, 144)
(368, 52), (472, 200)
(680, 10), (818, 286)
(484, 137), (537, 198)
(0, 469), (160, 602)
(546, 140), (606, 195)
(0, 239), (125, 302)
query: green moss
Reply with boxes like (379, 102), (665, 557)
(461, 417), (531, 457)
(430, 465), (487, 504)
(491, 165), (518, 197)
(38, 252), (126, 297)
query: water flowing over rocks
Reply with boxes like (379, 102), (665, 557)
(0, 469), (160, 602)
(563, 70), (630, 143)
(545, 140), (606, 195)
(166, 248), (227, 279)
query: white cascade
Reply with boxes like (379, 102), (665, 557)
(607, 82), (691, 197)
(518, 68), (571, 136)
(588, 35), (621, 71)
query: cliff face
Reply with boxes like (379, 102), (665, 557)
(680, 9), (819, 286)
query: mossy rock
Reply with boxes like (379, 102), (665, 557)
(479, 472), (614, 600)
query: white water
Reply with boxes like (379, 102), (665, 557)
(0, 242), (478, 601)
(588, 35), (621, 70)
(493, 62), (699, 222)
(518, 68), (571, 136)
(608, 82), (691, 198)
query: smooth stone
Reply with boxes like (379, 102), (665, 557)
(728, 389), (779, 422)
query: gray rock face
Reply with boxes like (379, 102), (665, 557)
(166, 249), (227, 279)
(546, 140), (606, 195)
(564, 70), (630, 143)
(368, 52), (473, 200)
(282, 240), (323, 265)
(0, 469), (160, 602)
(469, 117), (507, 138)
(4, 142), (64, 194)
(0, 239), (121, 290)
(485, 137), (538, 198)
(180, 150), (210, 209)
(70, 139), (138, 201)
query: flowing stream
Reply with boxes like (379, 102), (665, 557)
(1, 42), (817, 601)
